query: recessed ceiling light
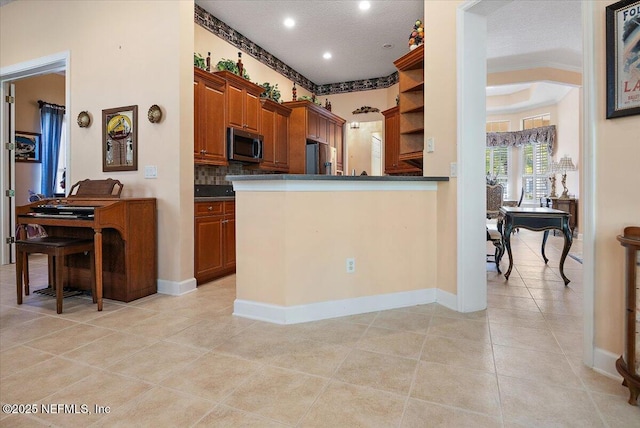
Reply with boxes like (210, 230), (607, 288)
(284, 18), (295, 28)
(359, 1), (370, 11)
(383, 43), (393, 49)
(323, 52), (332, 60)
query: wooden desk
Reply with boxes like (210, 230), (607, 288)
(499, 206), (573, 285)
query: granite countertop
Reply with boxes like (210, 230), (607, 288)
(226, 174), (449, 182)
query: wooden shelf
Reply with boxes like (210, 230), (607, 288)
(394, 45), (424, 164)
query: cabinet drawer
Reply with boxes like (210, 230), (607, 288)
(223, 201), (235, 215)
(195, 201), (223, 216)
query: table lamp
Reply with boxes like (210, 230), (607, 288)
(557, 155), (577, 199)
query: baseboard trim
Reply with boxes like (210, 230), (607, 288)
(157, 277), (197, 296)
(593, 346), (623, 381)
(234, 288), (437, 324)
(436, 288), (458, 311)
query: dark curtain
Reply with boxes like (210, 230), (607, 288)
(39, 101), (65, 197)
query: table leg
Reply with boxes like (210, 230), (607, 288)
(541, 230), (550, 264)
(94, 229), (103, 311)
(559, 222), (573, 286)
(503, 221), (514, 280)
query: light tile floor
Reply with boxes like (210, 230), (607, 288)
(1, 230), (638, 427)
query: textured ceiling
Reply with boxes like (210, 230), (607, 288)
(195, 0), (424, 85)
(197, 0), (582, 86)
(486, 0), (582, 73)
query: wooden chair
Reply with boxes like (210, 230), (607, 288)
(68, 178), (123, 198)
(16, 237), (96, 314)
(486, 227), (504, 273)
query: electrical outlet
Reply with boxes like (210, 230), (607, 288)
(450, 162), (457, 177)
(346, 258), (355, 273)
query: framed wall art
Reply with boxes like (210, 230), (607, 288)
(15, 131), (41, 162)
(606, 0), (640, 119)
(102, 105), (138, 171)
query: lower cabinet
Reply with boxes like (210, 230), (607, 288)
(195, 200), (235, 284)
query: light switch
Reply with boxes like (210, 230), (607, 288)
(450, 162), (457, 177)
(144, 165), (158, 179)
(426, 137), (435, 153)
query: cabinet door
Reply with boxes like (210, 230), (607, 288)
(307, 110), (319, 140)
(201, 78), (226, 163)
(317, 115), (328, 143)
(195, 216), (223, 279)
(334, 123), (344, 172)
(194, 78), (202, 158)
(227, 84), (244, 130)
(328, 121), (336, 148)
(260, 107), (276, 168)
(274, 111), (289, 169)
(223, 217), (236, 269)
(244, 92), (260, 133)
(384, 111), (400, 172)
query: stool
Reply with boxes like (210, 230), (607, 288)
(16, 237), (96, 314)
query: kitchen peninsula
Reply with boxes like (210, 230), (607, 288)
(228, 174), (449, 324)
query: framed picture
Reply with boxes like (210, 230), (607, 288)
(102, 105), (138, 171)
(15, 131), (41, 162)
(606, 0), (640, 119)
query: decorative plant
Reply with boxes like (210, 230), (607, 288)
(260, 82), (281, 103)
(216, 58), (250, 80)
(300, 95), (322, 106)
(194, 53), (206, 70)
(408, 19), (424, 50)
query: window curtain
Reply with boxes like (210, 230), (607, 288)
(39, 101), (65, 197)
(486, 125), (556, 154)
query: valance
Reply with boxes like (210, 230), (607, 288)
(486, 125), (555, 154)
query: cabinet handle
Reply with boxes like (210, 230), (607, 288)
(207, 206), (213, 211)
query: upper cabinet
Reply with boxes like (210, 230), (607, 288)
(260, 99), (291, 172)
(394, 44), (424, 169)
(216, 70), (264, 133)
(282, 100), (346, 174)
(194, 67), (227, 165)
(382, 106), (421, 175)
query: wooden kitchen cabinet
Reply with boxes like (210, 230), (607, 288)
(382, 106), (422, 175)
(394, 44), (424, 169)
(194, 67), (227, 165)
(259, 99), (291, 172)
(194, 200), (236, 284)
(216, 70), (263, 133)
(282, 100), (346, 174)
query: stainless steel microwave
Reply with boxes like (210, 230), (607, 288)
(227, 127), (263, 163)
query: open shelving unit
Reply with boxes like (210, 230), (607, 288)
(394, 44), (424, 169)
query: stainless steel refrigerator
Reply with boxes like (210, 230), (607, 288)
(305, 142), (336, 175)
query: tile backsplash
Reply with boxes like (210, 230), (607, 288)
(195, 163), (276, 185)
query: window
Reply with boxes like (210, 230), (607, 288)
(522, 114), (550, 202)
(486, 121), (509, 198)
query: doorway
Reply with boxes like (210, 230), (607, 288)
(458, 0), (596, 367)
(0, 52), (70, 265)
(371, 133), (382, 176)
